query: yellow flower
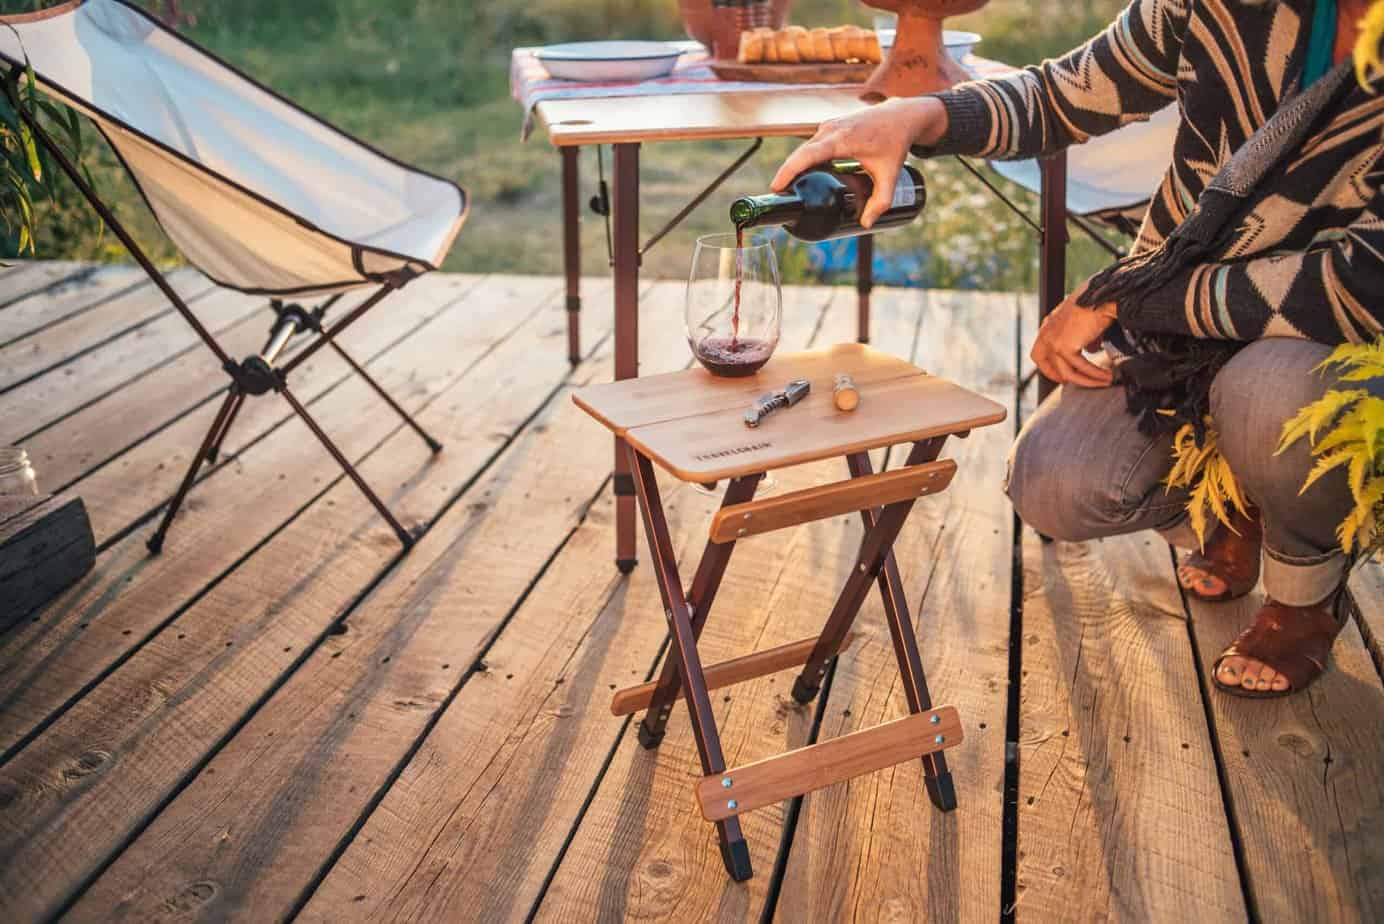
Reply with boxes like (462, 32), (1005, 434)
(1357, 1), (1384, 90)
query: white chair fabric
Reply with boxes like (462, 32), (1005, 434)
(0, 0), (467, 295)
(989, 104), (1179, 226)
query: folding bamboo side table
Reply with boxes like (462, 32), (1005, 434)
(572, 342), (1007, 881)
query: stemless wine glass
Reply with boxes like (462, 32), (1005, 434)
(686, 231), (781, 379)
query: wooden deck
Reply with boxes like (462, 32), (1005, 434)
(0, 262), (1381, 923)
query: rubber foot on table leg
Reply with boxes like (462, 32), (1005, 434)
(616, 558), (637, 575)
(719, 835), (753, 882)
(636, 720), (665, 750)
(926, 771), (958, 812)
(790, 675), (820, 705)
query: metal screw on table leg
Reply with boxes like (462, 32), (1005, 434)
(934, 734), (946, 745)
(721, 777), (733, 789)
(930, 714), (941, 725)
(727, 799), (738, 810)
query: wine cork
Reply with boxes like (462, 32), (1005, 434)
(833, 372), (860, 411)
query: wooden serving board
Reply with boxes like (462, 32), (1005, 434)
(708, 58), (873, 84)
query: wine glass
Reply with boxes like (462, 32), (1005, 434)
(686, 231), (781, 379)
(685, 231), (782, 495)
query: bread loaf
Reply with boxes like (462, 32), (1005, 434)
(735, 25), (884, 64)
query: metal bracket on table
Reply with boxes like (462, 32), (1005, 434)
(951, 156), (1127, 259)
(589, 139), (765, 266)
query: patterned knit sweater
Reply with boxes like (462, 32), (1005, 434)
(924, 0), (1383, 348)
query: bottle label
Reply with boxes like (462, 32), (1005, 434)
(891, 174), (917, 210)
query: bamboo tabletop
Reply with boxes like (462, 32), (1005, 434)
(572, 342), (1007, 482)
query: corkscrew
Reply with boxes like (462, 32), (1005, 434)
(744, 379), (811, 428)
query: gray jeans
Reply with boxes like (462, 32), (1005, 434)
(1006, 338), (1367, 606)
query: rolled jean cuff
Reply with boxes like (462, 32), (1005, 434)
(1155, 513), (1200, 552)
(1262, 548), (1349, 607)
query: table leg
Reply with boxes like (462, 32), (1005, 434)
(612, 142), (641, 574)
(637, 474), (763, 749)
(850, 442), (957, 811)
(561, 146), (582, 366)
(629, 447), (753, 881)
(1038, 152), (1068, 403)
(856, 232), (873, 344)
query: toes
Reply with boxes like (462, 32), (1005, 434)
(1266, 668), (1290, 692)
(1217, 656), (1245, 687)
(1239, 660), (1263, 690)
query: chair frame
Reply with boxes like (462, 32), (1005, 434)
(4, 73), (440, 553)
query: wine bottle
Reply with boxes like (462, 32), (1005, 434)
(730, 160), (926, 242)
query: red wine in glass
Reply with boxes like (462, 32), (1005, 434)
(694, 335), (773, 377)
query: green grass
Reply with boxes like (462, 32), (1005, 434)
(5, 0), (1126, 290)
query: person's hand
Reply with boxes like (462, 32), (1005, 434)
(1031, 279), (1118, 388)
(771, 97), (948, 229)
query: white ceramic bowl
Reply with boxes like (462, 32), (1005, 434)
(535, 41), (683, 82)
(877, 29), (982, 62)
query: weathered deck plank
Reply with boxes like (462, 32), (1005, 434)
(0, 279), (596, 922)
(0, 263), (146, 345)
(0, 286), (266, 444)
(0, 276), (551, 761)
(1349, 563), (1384, 677)
(1016, 532), (1246, 922)
(774, 289), (1015, 923)
(0, 260), (90, 307)
(1185, 587), (1384, 921)
(0, 269), (211, 392)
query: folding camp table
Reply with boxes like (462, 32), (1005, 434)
(0, 0), (467, 552)
(573, 342), (1006, 880)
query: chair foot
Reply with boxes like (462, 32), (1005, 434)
(616, 557), (637, 575)
(425, 437), (443, 454)
(925, 770), (958, 812)
(146, 534), (164, 555)
(637, 720), (665, 750)
(790, 674), (820, 705)
(718, 833), (753, 882)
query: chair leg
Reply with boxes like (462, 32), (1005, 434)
(628, 447), (752, 881)
(324, 336), (442, 453)
(277, 382), (415, 548)
(204, 388), (245, 465)
(147, 387), (240, 554)
(638, 474), (762, 749)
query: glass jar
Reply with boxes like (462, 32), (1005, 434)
(0, 447), (39, 496)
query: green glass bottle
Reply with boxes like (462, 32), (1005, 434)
(730, 160), (926, 241)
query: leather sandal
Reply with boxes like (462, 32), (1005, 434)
(1212, 592), (1349, 699)
(1177, 509), (1262, 603)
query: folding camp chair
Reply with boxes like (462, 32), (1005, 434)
(0, 0), (468, 552)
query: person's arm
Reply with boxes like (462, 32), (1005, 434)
(1116, 183), (1384, 344)
(921, 0), (1192, 160)
(773, 0), (1192, 228)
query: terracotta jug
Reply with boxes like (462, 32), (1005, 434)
(861, 0), (988, 99)
(678, 0), (791, 50)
